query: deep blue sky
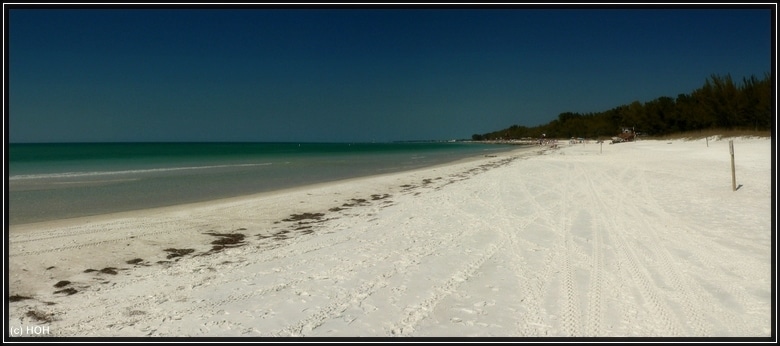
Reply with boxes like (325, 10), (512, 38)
(7, 5), (774, 143)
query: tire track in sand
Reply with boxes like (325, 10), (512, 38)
(625, 167), (750, 336)
(493, 164), (566, 337)
(600, 165), (711, 336)
(579, 163), (684, 336)
(584, 207), (605, 337)
(494, 158), (581, 337)
(558, 163), (582, 337)
(563, 164), (609, 336)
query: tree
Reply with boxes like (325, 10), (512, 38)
(471, 72), (771, 141)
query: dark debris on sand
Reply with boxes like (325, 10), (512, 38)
(99, 267), (119, 275)
(26, 310), (54, 323)
(126, 258), (144, 265)
(371, 193), (391, 200)
(163, 248), (195, 259)
(341, 199), (369, 207)
(9, 294), (33, 303)
(283, 212), (325, 222)
(202, 232), (247, 254)
(54, 287), (77, 295)
(53, 280), (71, 288)
(204, 232), (245, 246)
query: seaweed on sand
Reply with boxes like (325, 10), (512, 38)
(163, 248), (195, 259)
(9, 294), (32, 302)
(26, 310), (54, 323)
(203, 232), (246, 253)
(282, 213), (325, 222)
(53, 281), (71, 288)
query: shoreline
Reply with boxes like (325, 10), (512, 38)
(8, 145), (541, 295)
(8, 143), (531, 227)
(7, 137), (771, 337)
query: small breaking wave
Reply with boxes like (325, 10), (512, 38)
(9, 162), (274, 181)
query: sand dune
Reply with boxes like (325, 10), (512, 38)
(7, 136), (772, 339)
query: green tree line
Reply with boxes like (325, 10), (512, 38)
(472, 72), (773, 141)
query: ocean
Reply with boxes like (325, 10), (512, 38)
(8, 142), (520, 225)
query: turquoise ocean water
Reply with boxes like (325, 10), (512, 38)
(8, 142), (518, 225)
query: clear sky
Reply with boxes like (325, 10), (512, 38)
(6, 5), (774, 143)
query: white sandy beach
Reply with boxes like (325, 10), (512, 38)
(6, 136), (773, 339)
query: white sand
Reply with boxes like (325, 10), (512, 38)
(6, 137), (773, 338)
